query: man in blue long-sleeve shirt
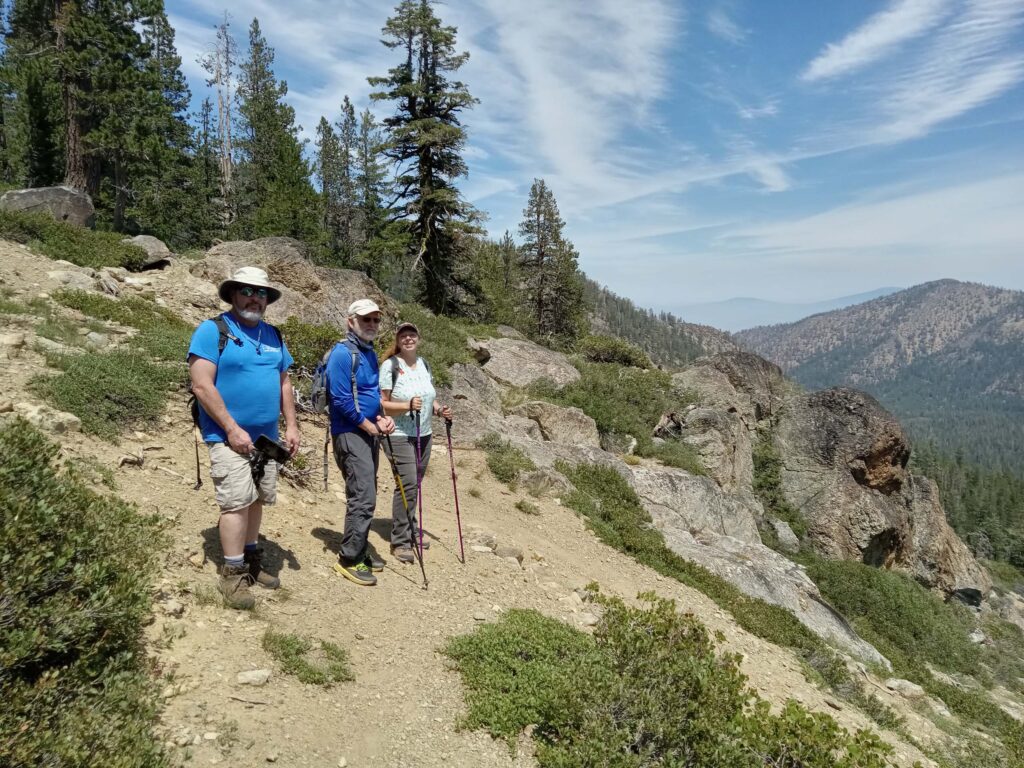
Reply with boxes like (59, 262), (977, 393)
(328, 298), (395, 586)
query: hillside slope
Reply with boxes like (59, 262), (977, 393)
(736, 279), (1024, 470)
(0, 240), (944, 767)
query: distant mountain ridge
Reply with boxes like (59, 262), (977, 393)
(675, 287), (902, 332)
(735, 279), (1024, 471)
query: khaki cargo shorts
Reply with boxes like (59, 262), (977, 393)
(208, 442), (278, 512)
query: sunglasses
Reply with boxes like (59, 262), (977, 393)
(358, 315), (382, 324)
(238, 286), (269, 298)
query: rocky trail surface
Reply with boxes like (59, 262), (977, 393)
(0, 241), (945, 767)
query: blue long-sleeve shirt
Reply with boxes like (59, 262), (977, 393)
(327, 334), (382, 435)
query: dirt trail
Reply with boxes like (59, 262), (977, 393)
(0, 243), (942, 767)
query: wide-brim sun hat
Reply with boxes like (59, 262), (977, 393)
(218, 266), (282, 304)
(348, 298), (381, 317)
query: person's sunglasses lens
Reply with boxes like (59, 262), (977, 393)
(240, 286), (268, 298)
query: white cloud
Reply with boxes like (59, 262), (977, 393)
(724, 173), (1024, 255)
(737, 100), (779, 120)
(707, 5), (747, 44)
(877, 0), (1024, 140)
(802, 0), (952, 82)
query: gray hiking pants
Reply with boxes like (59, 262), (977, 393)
(386, 435), (432, 549)
(333, 430), (379, 564)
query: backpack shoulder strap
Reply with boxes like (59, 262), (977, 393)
(341, 340), (362, 416)
(212, 314), (242, 356)
(389, 356), (400, 389)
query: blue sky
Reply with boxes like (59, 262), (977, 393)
(166, 0), (1024, 311)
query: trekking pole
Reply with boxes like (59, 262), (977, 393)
(413, 407), (425, 558)
(445, 417), (465, 564)
(383, 433), (428, 589)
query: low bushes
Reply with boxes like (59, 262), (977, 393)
(262, 630), (353, 686)
(0, 209), (148, 270)
(444, 591), (899, 767)
(577, 334), (651, 368)
(477, 433), (536, 488)
(0, 420), (167, 766)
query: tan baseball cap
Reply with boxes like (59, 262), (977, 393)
(347, 299), (381, 317)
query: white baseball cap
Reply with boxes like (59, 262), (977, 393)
(347, 299), (381, 317)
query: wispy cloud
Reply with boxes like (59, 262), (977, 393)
(707, 4), (747, 44)
(737, 100), (779, 120)
(878, 0), (1024, 139)
(802, 0), (952, 82)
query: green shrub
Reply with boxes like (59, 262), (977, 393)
(262, 630), (354, 686)
(577, 334), (651, 368)
(515, 499), (540, 516)
(0, 209), (149, 270)
(444, 591), (899, 767)
(30, 349), (182, 439)
(753, 429), (808, 539)
(650, 438), (707, 474)
(52, 289), (192, 362)
(276, 316), (341, 371)
(0, 420), (167, 766)
(804, 558), (980, 677)
(477, 433), (536, 488)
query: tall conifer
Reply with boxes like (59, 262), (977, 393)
(369, 0), (480, 314)
(232, 18), (317, 241)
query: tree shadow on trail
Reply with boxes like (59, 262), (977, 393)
(200, 525), (301, 577)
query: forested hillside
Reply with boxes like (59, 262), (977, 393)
(737, 279), (1024, 472)
(585, 278), (737, 368)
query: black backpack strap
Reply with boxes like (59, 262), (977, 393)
(341, 340), (362, 417)
(212, 314), (242, 355)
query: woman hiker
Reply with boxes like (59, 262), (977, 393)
(380, 321), (453, 564)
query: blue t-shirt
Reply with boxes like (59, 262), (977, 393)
(327, 335), (382, 436)
(187, 313), (293, 443)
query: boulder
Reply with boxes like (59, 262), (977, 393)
(191, 238), (394, 329)
(520, 468), (574, 498)
(907, 477), (991, 598)
(14, 402), (82, 434)
(0, 186), (95, 228)
(768, 518), (801, 554)
(481, 337), (580, 389)
(775, 388), (912, 565)
(671, 352), (791, 432)
(885, 678), (926, 699)
(435, 363), (507, 447)
(47, 269), (97, 292)
(674, 406), (752, 493)
(654, 526), (889, 667)
(122, 235), (172, 268)
(628, 465), (763, 544)
(775, 387), (990, 600)
(600, 432), (637, 455)
(509, 401), (601, 449)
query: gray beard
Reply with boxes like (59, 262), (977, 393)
(239, 308), (263, 323)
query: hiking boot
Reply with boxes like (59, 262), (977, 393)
(364, 548), (385, 572)
(390, 545), (415, 564)
(414, 533), (430, 550)
(333, 560), (377, 586)
(244, 546), (280, 590)
(218, 563), (255, 609)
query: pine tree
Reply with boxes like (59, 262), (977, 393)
(126, 7), (202, 246)
(191, 97), (221, 243)
(336, 96), (359, 261)
(315, 116), (342, 260)
(232, 18), (317, 242)
(0, 0), (63, 186)
(200, 14), (236, 223)
(518, 179), (587, 348)
(368, 0), (480, 314)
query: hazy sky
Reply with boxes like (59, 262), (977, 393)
(167, 0), (1024, 309)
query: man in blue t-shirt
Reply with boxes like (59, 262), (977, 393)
(327, 298), (395, 586)
(187, 266), (300, 609)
